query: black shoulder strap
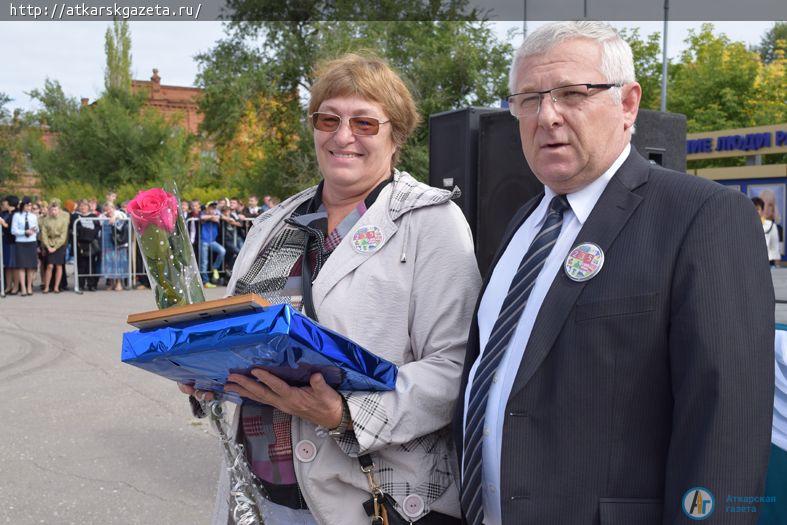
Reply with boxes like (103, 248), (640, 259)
(301, 235), (318, 322)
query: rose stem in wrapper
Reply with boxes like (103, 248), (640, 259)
(127, 185), (205, 309)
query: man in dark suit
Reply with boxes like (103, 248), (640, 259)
(455, 21), (774, 525)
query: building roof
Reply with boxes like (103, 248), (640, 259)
(130, 69), (204, 134)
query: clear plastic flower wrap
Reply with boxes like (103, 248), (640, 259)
(125, 185), (266, 523)
(126, 185), (205, 309)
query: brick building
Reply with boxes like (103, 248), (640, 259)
(131, 68), (203, 134)
(3, 70), (204, 196)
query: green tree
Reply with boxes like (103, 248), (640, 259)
(667, 23), (786, 168)
(26, 28), (200, 197)
(28, 88), (197, 193)
(0, 92), (27, 187)
(196, 20), (512, 197)
(26, 79), (79, 131)
(755, 21), (787, 64)
(669, 24), (761, 133)
(104, 20), (133, 92)
(619, 28), (664, 111)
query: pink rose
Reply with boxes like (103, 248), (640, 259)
(127, 188), (179, 234)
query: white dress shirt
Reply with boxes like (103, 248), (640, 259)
(463, 143), (631, 525)
(11, 211), (39, 243)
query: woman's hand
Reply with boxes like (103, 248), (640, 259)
(177, 382), (215, 402)
(225, 369), (343, 429)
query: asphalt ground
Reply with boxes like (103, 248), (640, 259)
(0, 284), (226, 525)
(1, 269), (787, 524)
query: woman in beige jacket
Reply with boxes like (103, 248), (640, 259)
(40, 198), (70, 293)
(180, 52), (481, 524)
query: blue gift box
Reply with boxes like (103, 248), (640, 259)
(122, 303), (397, 403)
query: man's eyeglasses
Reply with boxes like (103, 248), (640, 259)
(507, 83), (622, 118)
(309, 112), (391, 136)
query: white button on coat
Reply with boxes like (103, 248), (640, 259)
(402, 494), (425, 518)
(294, 440), (317, 463)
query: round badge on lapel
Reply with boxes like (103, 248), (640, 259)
(352, 225), (384, 254)
(564, 242), (604, 282)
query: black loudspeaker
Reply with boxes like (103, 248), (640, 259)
(428, 107), (497, 237)
(632, 109), (687, 172)
(476, 110), (543, 277)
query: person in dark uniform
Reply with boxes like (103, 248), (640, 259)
(1, 194), (18, 294)
(75, 200), (100, 291)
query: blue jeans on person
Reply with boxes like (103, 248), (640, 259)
(200, 241), (226, 282)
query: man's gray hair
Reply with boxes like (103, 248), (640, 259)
(508, 21), (636, 96)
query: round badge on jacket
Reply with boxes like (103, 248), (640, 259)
(352, 225), (384, 254)
(564, 242), (605, 282)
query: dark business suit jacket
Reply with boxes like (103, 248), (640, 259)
(453, 149), (774, 524)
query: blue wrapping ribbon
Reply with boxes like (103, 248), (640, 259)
(122, 304), (397, 403)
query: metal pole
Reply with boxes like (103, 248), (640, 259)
(127, 219), (133, 289)
(660, 0), (669, 112)
(0, 237), (5, 298)
(73, 218), (81, 293)
(523, 0), (527, 38)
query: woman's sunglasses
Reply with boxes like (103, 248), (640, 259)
(309, 112), (391, 136)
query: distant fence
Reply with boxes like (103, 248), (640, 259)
(0, 214), (246, 297)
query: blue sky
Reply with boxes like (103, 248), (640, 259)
(0, 20), (777, 113)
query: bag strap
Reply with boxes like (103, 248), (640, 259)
(300, 233), (319, 322)
(283, 216), (321, 322)
(359, 454), (386, 525)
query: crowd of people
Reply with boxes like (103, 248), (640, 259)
(0, 192), (280, 295)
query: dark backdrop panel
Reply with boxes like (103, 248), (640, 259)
(632, 109), (687, 172)
(428, 107), (497, 237)
(476, 110), (543, 276)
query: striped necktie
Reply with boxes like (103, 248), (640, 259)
(461, 194), (571, 525)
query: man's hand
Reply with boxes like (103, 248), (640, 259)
(225, 369), (343, 429)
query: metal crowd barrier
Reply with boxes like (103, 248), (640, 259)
(185, 215), (250, 284)
(72, 216), (137, 293)
(0, 213), (254, 297)
(0, 238), (4, 298)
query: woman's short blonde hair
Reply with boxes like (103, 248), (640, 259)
(309, 52), (421, 167)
